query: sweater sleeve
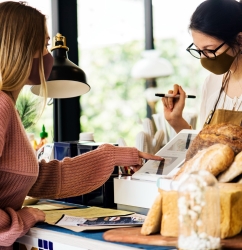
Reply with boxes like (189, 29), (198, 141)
(29, 144), (139, 199)
(0, 207), (37, 247)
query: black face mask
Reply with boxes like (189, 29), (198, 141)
(200, 47), (237, 75)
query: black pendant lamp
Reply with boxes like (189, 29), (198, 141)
(31, 33), (90, 98)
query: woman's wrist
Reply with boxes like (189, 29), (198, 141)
(168, 117), (191, 133)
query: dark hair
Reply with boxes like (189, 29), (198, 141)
(189, 0), (242, 49)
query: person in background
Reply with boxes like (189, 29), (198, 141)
(0, 2), (163, 249)
(161, 0), (242, 132)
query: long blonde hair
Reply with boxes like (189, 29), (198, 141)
(0, 1), (47, 104)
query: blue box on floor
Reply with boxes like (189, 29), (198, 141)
(54, 141), (119, 208)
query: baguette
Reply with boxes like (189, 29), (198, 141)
(141, 190), (163, 235)
(174, 143), (234, 180)
(218, 151), (242, 182)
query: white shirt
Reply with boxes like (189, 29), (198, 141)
(200, 73), (242, 127)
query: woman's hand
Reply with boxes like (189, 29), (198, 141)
(21, 207), (46, 222)
(161, 84), (185, 121)
(130, 151), (164, 172)
(161, 84), (190, 133)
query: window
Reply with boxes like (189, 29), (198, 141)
(77, 0), (206, 145)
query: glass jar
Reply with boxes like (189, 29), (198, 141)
(177, 170), (220, 250)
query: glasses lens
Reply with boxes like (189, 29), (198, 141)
(202, 50), (216, 59)
(188, 49), (201, 59)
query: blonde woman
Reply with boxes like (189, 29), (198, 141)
(0, 2), (163, 249)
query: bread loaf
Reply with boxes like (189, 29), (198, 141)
(141, 190), (163, 235)
(160, 183), (242, 239)
(186, 123), (242, 161)
(174, 143), (234, 180)
(218, 151), (242, 182)
(160, 190), (178, 237)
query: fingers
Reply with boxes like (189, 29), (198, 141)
(178, 85), (186, 99)
(22, 207), (46, 222)
(138, 151), (164, 161)
(33, 208), (45, 221)
(175, 85), (186, 111)
(161, 89), (174, 110)
(123, 152), (164, 175)
(173, 84), (180, 94)
(130, 165), (142, 173)
(167, 89), (175, 110)
(161, 84), (180, 110)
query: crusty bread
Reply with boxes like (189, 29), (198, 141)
(186, 123), (242, 161)
(160, 183), (242, 239)
(174, 143), (234, 180)
(218, 151), (242, 183)
(160, 190), (178, 237)
(141, 190), (163, 235)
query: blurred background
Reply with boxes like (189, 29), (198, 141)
(14, 0), (209, 146)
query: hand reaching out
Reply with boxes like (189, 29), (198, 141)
(130, 151), (164, 172)
(117, 125), (164, 174)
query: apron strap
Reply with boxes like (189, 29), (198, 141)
(214, 70), (231, 111)
(205, 71), (231, 124)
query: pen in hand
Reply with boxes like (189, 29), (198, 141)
(155, 93), (196, 99)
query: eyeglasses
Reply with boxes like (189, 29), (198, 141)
(186, 42), (226, 59)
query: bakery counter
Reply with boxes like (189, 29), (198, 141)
(14, 222), (176, 250)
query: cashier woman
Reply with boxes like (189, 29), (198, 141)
(0, 1), (163, 249)
(161, 0), (242, 131)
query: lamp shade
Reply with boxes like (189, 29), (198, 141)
(31, 33), (90, 98)
(131, 49), (173, 79)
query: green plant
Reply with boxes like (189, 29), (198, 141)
(16, 91), (39, 130)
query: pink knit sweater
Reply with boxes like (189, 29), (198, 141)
(0, 91), (140, 250)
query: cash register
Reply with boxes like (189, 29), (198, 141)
(114, 129), (199, 214)
(53, 141), (119, 208)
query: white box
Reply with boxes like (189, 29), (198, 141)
(114, 177), (159, 214)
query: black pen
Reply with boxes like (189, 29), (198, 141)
(155, 93), (196, 99)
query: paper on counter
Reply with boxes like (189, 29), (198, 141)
(44, 206), (134, 225)
(26, 201), (79, 211)
(52, 224), (140, 232)
(56, 214), (145, 226)
(53, 213), (145, 232)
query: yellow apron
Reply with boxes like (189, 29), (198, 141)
(205, 109), (242, 126)
(204, 71), (242, 126)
